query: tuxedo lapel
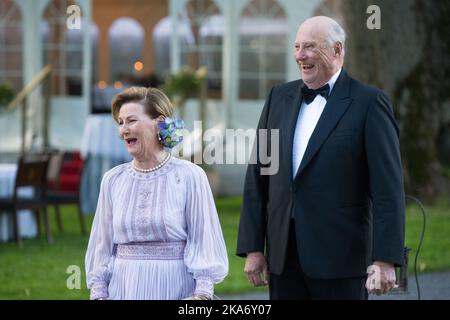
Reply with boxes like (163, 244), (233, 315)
(283, 83), (303, 181)
(294, 70), (353, 180)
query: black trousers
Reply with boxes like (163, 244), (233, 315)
(269, 221), (368, 300)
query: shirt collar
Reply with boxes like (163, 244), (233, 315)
(327, 68), (342, 94)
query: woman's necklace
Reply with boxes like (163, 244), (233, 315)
(132, 153), (171, 173)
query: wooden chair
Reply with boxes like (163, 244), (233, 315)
(46, 151), (86, 235)
(0, 155), (52, 246)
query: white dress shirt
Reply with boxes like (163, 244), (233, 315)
(292, 68), (342, 178)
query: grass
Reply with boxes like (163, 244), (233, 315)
(0, 196), (449, 299)
(405, 197), (450, 274)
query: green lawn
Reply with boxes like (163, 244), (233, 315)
(0, 196), (449, 299)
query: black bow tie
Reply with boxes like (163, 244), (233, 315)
(301, 83), (330, 105)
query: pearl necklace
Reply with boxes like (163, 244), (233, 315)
(132, 153), (171, 173)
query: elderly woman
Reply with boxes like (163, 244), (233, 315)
(85, 87), (228, 300)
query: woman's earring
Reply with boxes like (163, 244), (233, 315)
(157, 131), (162, 142)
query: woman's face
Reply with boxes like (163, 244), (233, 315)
(118, 102), (161, 158)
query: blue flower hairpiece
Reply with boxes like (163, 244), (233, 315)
(157, 117), (184, 149)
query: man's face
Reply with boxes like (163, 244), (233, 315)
(294, 24), (338, 89)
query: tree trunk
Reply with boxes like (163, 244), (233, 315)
(340, 0), (450, 201)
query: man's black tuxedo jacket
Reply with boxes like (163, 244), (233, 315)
(236, 70), (405, 279)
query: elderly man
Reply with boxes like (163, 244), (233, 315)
(236, 16), (405, 300)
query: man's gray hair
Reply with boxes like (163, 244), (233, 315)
(326, 20), (346, 52)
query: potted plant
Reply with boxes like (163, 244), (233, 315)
(0, 82), (14, 112)
(163, 67), (221, 196)
(163, 66), (202, 119)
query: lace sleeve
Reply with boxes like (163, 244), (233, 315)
(183, 164), (229, 298)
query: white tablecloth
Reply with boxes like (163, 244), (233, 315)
(80, 115), (131, 214)
(0, 164), (37, 242)
(81, 114), (131, 160)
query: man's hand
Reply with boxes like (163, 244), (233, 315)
(366, 261), (397, 295)
(244, 252), (269, 287)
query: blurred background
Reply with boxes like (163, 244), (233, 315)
(0, 0), (449, 299)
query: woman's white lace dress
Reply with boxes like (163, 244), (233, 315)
(85, 157), (228, 300)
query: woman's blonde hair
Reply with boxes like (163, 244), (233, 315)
(111, 87), (173, 122)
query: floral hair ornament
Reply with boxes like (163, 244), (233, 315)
(157, 117), (184, 148)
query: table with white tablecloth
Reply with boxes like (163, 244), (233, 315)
(80, 114), (132, 214)
(0, 164), (37, 242)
